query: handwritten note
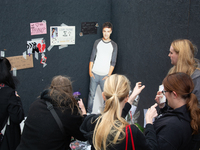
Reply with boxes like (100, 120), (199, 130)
(7, 55), (34, 70)
(30, 22), (47, 35)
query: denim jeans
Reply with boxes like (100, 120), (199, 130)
(87, 73), (107, 113)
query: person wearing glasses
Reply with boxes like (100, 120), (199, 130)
(145, 72), (200, 150)
(0, 57), (24, 150)
(167, 39), (200, 103)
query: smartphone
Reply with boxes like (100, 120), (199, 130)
(159, 85), (166, 103)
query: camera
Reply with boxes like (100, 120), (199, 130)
(75, 97), (80, 101)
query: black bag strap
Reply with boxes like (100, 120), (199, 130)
(45, 101), (66, 136)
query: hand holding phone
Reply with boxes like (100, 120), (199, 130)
(158, 85), (166, 104)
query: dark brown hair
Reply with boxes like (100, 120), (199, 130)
(102, 22), (113, 30)
(163, 72), (200, 134)
(0, 57), (16, 89)
(49, 75), (81, 114)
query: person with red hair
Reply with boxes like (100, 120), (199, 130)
(145, 72), (200, 150)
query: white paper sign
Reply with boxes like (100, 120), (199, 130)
(50, 26), (75, 45)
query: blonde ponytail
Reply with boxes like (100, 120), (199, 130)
(93, 74), (130, 150)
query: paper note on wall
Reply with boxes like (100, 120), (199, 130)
(7, 55), (34, 70)
(27, 38), (46, 54)
(30, 21), (47, 35)
(50, 26), (75, 45)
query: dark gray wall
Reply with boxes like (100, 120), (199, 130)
(0, 0), (111, 114)
(111, 0), (200, 125)
(1, 0), (200, 127)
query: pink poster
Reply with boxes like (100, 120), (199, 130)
(30, 21), (47, 35)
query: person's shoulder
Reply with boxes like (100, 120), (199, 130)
(110, 40), (117, 45)
(95, 39), (102, 43)
(110, 40), (117, 49)
(157, 113), (189, 130)
(85, 114), (100, 121)
(129, 124), (142, 133)
(0, 84), (14, 90)
(0, 85), (15, 97)
(29, 98), (44, 109)
(191, 68), (200, 79)
(80, 114), (100, 133)
(82, 114), (100, 127)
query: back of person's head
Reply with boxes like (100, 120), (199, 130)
(49, 75), (79, 113)
(169, 39), (197, 75)
(163, 72), (200, 134)
(103, 74), (130, 114)
(102, 22), (113, 30)
(0, 57), (15, 89)
(93, 74), (130, 150)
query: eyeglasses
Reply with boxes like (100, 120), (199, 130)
(162, 90), (168, 95)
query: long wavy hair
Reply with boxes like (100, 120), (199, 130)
(163, 72), (200, 134)
(0, 57), (16, 89)
(168, 39), (199, 76)
(49, 75), (81, 114)
(93, 74), (130, 150)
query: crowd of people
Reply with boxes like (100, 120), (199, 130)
(0, 22), (200, 150)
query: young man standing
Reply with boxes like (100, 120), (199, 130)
(87, 22), (118, 113)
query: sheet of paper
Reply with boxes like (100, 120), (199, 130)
(30, 21), (47, 35)
(1, 51), (5, 57)
(40, 54), (47, 65)
(81, 22), (97, 35)
(7, 55), (34, 70)
(27, 38), (46, 54)
(50, 26), (75, 45)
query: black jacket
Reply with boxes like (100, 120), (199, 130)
(17, 90), (87, 150)
(145, 104), (200, 150)
(0, 84), (24, 150)
(80, 103), (154, 150)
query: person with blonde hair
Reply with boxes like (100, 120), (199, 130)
(145, 72), (200, 150)
(80, 74), (155, 150)
(168, 39), (200, 102)
(17, 75), (87, 150)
